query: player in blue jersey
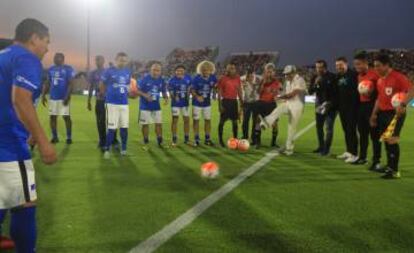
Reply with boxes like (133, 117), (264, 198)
(137, 62), (168, 150)
(168, 65), (192, 146)
(99, 52), (132, 159)
(41, 52), (76, 144)
(0, 18), (57, 253)
(191, 60), (218, 146)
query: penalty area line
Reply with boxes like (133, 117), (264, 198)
(129, 121), (316, 253)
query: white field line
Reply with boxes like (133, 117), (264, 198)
(129, 121), (316, 253)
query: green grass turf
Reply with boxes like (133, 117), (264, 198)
(3, 95), (414, 253)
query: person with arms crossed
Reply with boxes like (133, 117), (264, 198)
(253, 63), (281, 149)
(0, 18), (57, 253)
(137, 62), (168, 150)
(353, 52), (382, 169)
(370, 53), (414, 179)
(308, 60), (338, 156)
(191, 60), (218, 147)
(259, 65), (307, 155)
(100, 52), (132, 158)
(335, 57), (360, 163)
(217, 62), (243, 147)
(42, 52), (76, 144)
(168, 65), (192, 146)
(241, 68), (261, 143)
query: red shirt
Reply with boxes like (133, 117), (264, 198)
(377, 70), (412, 111)
(358, 69), (379, 102)
(260, 80), (281, 102)
(218, 75), (241, 99)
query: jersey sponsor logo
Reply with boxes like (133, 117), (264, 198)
(385, 87), (393, 96)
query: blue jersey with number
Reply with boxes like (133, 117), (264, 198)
(48, 64), (75, 100)
(102, 67), (131, 105)
(191, 74), (217, 107)
(168, 75), (191, 107)
(139, 74), (167, 111)
(0, 45), (43, 162)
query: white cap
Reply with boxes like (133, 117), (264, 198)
(283, 65), (297, 74)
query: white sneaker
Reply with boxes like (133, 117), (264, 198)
(103, 151), (110, 159)
(120, 150), (127, 156)
(337, 152), (352, 160)
(283, 150), (294, 156)
(258, 115), (270, 130)
(345, 155), (359, 163)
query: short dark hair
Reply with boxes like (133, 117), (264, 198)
(315, 59), (328, 68)
(116, 52), (128, 58)
(55, 52), (64, 58)
(175, 65), (186, 70)
(374, 53), (391, 66)
(336, 57), (348, 63)
(95, 55), (104, 60)
(354, 51), (367, 61)
(14, 18), (49, 43)
(227, 61), (237, 67)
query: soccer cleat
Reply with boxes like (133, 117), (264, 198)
(219, 140), (225, 148)
(381, 169), (401, 179)
(120, 150), (127, 156)
(271, 142), (280, 149)
(351, 158), (368, 165)
(171, 142), (178, 148)
(204, 140), (215, 146)
(258, 115), (270, 130)
(0, 236), (15, 250)
(369, 163), (387, 173)
(345, 155), (359, 164)
(193, 141), (200, 147)
(337, 152), (352, 160)
(51, 138), (59, 144)
(142, 145), (150, 151)
(103, 151), (110, 159)
(313, 147), (323, 153)
(158, 143), (169, 149)
(66, 139), (73, 145)
(283, 149), (294, 156)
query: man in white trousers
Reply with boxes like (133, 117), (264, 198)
(259, 65), (306, 155)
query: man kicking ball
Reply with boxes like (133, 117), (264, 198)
(259, 65), (307, 155)
(42, 52), (76, 144)
(0, 18), (57, 253)
(100, 52), (132, 158)
(168, 65), (191, 146)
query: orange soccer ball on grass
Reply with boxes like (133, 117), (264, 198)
(227, 138), (239, 150)
(200, 162), (220, 179)
(237, 139), (250, 152)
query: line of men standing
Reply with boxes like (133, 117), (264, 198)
(309, 52), (413, 179)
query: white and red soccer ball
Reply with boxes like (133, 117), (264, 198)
(391, 92), (407, 108)
(358, 80), (374, 95)
(227, 138), (250, 152)
(200, 162), (219, 179)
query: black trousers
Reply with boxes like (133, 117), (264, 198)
(357, 102), (381, 162)
(339, 105), (358, 156)
(95, 99), (107, 147)
(315, 110), (337, 153)
(242, 102), (257, 140)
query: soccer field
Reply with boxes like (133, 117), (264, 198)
(4, 95), (414, 253)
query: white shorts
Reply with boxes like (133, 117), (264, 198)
(0, 160), (37, 209)
(106, 103), (129, 129)
(49, 99), (70, 116)
(172, 107), (190, 117)
(139, 110), (162, 125)
(193, 106), (211, 120)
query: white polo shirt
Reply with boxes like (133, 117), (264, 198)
(285, 74), (307, 104)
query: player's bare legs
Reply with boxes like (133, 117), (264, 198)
(193, 119), (200, 146)
(142, 125), (149, 145)
(183, 116), (190, 144)
(50, 115), (58, 143)
(63, 115), (72, 144)
(171, 116), (178, 145)
(155, 123), (163, 147)
(204, 119), (213, 145)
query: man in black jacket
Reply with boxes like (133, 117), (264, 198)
(309, 60), (337, 156)
(335, 57), (360, 163)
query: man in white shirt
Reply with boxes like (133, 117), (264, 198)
(241, 69), (261, 142)
(259, 65), (306, 155)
